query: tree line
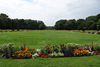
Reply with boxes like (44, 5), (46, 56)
(54, 13), (100, 31)
(0, 13), (46, 31)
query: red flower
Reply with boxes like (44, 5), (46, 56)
(98, 50), (100, 53)
(99, 53), (100, 55)
(47, 53), (49, 55)
(61, 45), (63, 47)
(51, 50), (53, 52)
(48, 47), (49, 49)
(45, 55), (48, 58)
(39, 54), (42, 56)
(45, 46), (48, 48)
(43, 54), (46, 55)
(91, 51), (94, 52)
(92, 42), (93, 45)
(93, 51), (98, 55)
(60, 44), (64, 47)
(52, 46), (54, 48)
(41, 55), (44, 58)
(23, 43), (26, 49)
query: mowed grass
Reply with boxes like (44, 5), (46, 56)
(0, 30), (100, 48)
(0, 55), (100, 67)
(0, 30), (100, 67)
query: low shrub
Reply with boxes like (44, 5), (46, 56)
(0, 43), (20, 58)
(49, 52), (64, 58)
(60, 44), (73, 57)
(94, 46), (100, 51)
(66, 43), (81, 50)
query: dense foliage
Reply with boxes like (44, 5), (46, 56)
(55, 13), (100, 30)
(0, 13), (46, 31)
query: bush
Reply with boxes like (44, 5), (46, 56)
(60, 44), (73, 57)
(49, 52), (64, 58)
(0, 43), (20, 59)
(94, 46), (100, 51)
(66, 43), (81, 50)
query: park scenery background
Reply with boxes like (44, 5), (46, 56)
(0, 6), (100, 67)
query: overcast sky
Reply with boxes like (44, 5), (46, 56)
(0, 0), (100, 26)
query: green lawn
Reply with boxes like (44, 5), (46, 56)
(0, 30), (100, 48)
(0, 30), (100, 67)
(0, 55), (100, 67)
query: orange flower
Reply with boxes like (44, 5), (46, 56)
(10, 57), (13, 59)
(73, 48), (89, 57)
(78, 48), (82, 50)
(12, 54), (14, 56)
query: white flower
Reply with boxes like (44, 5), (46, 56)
(32, 53), (39, 59)
(34, 53), (39, 56)
(36, 49), (41, 53)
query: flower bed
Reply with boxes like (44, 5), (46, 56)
(0, 43), (100, 59)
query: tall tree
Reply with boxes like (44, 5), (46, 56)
(38, 21), (46, 30)
(76, 19), (85, 30)
(55, 19), (67, 30)
(0, 13), (10, 29)
(97, 19), (100, 31)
